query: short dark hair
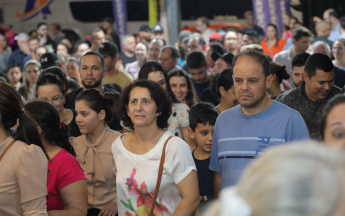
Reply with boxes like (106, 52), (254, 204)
(186, 51), (207, 69)
(7, 63), (20, 71)
(36, 73), (66, 98)
(292, 27), (313, 41)
(51, 23), (61, 31)
(103, 17), (114, 24)
(29, 37), (39, 43)
(161, 45), (179, 60)
(292, 52), (310, 70)
(138, 61), (179, 103)
(41, 66), (69, 91)
(37, 22), (47, 29)
(304, 53), (334, 78)
(209, 42), (226, 55)
(67, 77), (81, 92)
(340, 16), (345, 30)
(232, 50), (271, 77)
(270, 62), (290, 83)
(120, 80), (172, 130)
(329, 11), (339, 19)
(244, 30), (259, 43)
(213, 68), (234, 98)
(320, 95), (345, 140)
(168, 68), (197, 108)
(189, 102), (218, 131)
(226, 29), (239, 36)
(90, 28), (104, 39)
(80, 51), (105, 71)
(197, 17), (209, 27)
(76, 88), (121, 124)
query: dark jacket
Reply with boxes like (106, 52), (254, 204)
(276, 82), (343, 139)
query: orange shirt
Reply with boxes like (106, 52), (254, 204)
(260, 39), (286, 59)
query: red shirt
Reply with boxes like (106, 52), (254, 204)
(260, 38), (286, 59)
(47, 149), (86, 211)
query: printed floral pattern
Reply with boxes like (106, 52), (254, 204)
(121, 168), (170, 216)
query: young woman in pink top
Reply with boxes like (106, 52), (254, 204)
(24, 101), (87, 216)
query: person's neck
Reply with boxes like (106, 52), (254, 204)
(0, 46), (5, 53)
(229, 48), (239, 56)
(334, 58), (345, 68)
(194, 147), (211, 160)
(0, 126), (10, 144)
(29, 83), (34, 89)
(217, 99), (232, 113)
(268, 82), (283, 98)
(124, 50), (134, 57)
(11, 81), (21, 88)
(241, 95), (273, 115)
(290, 46), (297, 58)
(84, 85), (104, 93)
(90, 45), (98, 52)
(304, 83), (319, 101)
(137, 58), (146, 67)
(87, 124), (106, 144)
(58, 108), (69, 123)
(41, 137), (62, 159)
(246, 23), (254, 29)
(332, 20), (339, 30)
(133, 123), (165, 145)
(105, 66), (119, 77)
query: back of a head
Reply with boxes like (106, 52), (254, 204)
(240, 44), (264, 53)
(67, 77), (81, 92)
(316, 21), (331, 33)
(24, 101), (75, 156)
(190, 36), (206, 47)
(292, 27), (313, 41)
(312, 41), (331, 56)
(292, 52), (310, 69)
(213, 68), (234, 98)
(186, 51), (207, 69)
(329, 11), (339, 20)
(209, 42), (226, 55)
(197, 16), (209, 28)
(304, 53), (334, 78)
(235, 142), (345, 216)
(189, 102), (218, 131)
(270, 62), (290, 83)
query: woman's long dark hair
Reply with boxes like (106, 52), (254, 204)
(0, 83), (48, 158)
(168, 68), (197, 107)
(24, 101), (76, 156)
(138, 61), (179, 103)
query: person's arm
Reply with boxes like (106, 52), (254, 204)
(48, 180), (87, 216)
(214, 172), (222, 199)
(98, 202), (118, 216)
(181, 126), (197, 151)
(173, 170), (200, 216)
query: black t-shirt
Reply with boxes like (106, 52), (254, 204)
(68, 110), (81, 137)
(120, 52), (136, 66)
(191, 79), (211, 99)
(192, 150), (214, 208)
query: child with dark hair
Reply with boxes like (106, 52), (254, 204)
(7, 64), (22, 90)
(188, 102), (218, 210)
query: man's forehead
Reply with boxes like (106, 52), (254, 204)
(81, 55), (101, 65)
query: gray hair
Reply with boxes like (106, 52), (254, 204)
(312, 41), (331, 56)
(234, 142), (345, 216)
(17, 33), (29, 41)
(121, 34), (135, 46)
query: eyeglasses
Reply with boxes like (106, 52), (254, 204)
(333, 47), (344, 51)
(37, 96), (63, 104)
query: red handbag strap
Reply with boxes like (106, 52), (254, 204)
(149, 136), (173, 216)
(0, 140), (16, 162)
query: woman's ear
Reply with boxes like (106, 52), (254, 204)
(99, 110), (106, 121)
(37, 126), (43, 135)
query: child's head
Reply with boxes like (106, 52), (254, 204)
(189, 102), (218, 152)
(7, 64), (22, 84)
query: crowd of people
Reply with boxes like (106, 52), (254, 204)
(1, 8), (345, 216)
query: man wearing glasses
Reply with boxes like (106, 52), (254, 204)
(147, 38), (166, 61)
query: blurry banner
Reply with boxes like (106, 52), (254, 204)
(149, 0), (158, 28)
(112, 0), (128, 36)
(252, 0), (290, 37)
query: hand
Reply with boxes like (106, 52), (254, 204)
(98, 202), (118, 216)
(116, 59), (124, 71)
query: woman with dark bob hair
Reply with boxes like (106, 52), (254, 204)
(320, 95), (345, 148)
(137, 61), (195, 149)
(168, 68), (197, 108)
(24, 101), (87, 215)
(0, 83), (48, 215)
(73, 89), (121, 216)
(112, 80), (199, 216)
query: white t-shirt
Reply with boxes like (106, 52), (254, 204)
(112, 131), (196, 216)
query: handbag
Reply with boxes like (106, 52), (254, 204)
(0, 140), (16, 162)
(149, 136), (173, 216)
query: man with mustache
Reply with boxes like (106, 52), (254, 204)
(65, 51), (122, 131)
(290, 52), (310, 87)
(277, 53), (343, 139)
(209, 50), (309, 197)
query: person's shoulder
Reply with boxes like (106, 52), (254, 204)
(218, 104), (241, 119)
(119, 70), (134, 81)
(331, 85), (343, 94)
(11, 140), (47, 161)
(173, 102), (189, 111)
(276, 88), (299, 102)
(273, 50), (289, 59)
(53, 149), (78, 164)
(71, 134), (87, 145)
(272, 100), (300, 115)
(168, 135), (191, 151)
(107, 128), (122, 139)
